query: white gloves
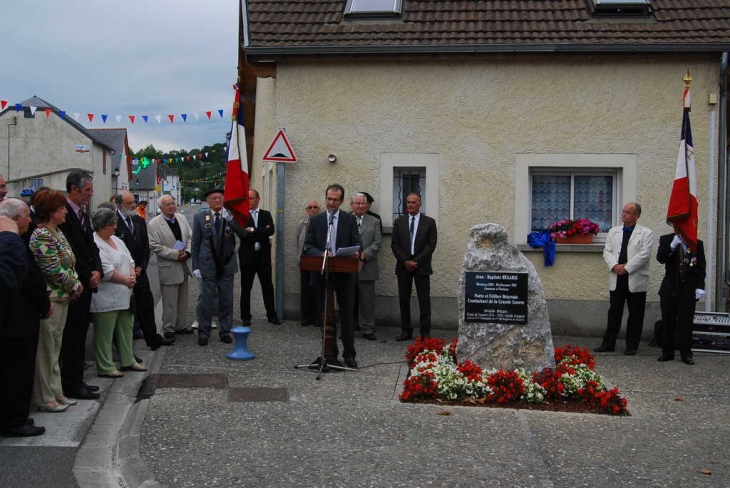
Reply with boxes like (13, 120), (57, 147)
(670, 235), (683, 250)
(695, 289), (706, 300)
(193, 269), (202, 279)
(221, 208), (233, 221)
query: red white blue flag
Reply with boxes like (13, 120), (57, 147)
(666, 86), (698, 252)
(224, 84), (250, 226)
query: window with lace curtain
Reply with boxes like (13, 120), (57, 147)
(530, 170), (617, 233)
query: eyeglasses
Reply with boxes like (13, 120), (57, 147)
(307, 206), (319, 209)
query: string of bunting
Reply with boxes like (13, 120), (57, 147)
(179, 171), (227, 184)
(0, 99), (229, 126)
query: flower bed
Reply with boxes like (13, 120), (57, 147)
(549, 218), (600, 240)
(400, 338), (628, 416)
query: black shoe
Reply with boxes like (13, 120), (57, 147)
(363, 333), (377, 341)
(81, 382), (100, 392)
(344, 358), (358, 369)
(681, 355), (695, 365)
(242, 320), (252, 327)
(164, 331), (176, 340)
(658, 353), (675, 362)
(593, 345), (615, 353)
(2, 424), (46, 437)
(395, 332), (413, 342)
(134, 355), (143, 364)
(64, 387), (100, 400)
(177, 328), (194, 335)
(353, 324), (361, 331)
(151, 335), (175, 350)
(268, 318), (282, 325)
(26, 418), (35, 425)
(300, 320), (314, 327)
(198, 336), (209, 346)
(624, 349), (638, 356)
(220, 334), (233, 344)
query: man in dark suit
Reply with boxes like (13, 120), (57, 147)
(238, 189), (280, 326)
(58, 170), (102, 400)
(391, 192), (438, 341)
(114, 191), (174, 350)
(304, 184), (362, 368)
(192, 188), (246, 346)
(657, 226), (706, 365)
(0, 201), (50, 437)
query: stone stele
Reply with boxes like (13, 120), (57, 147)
(457, 223), (555, 372)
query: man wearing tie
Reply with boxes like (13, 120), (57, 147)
(114, 191), (173, 350)
(391, 193), (438, 341)
(238, 190), (280, 326)
(594, 202), (654, 355)
(58, 170), (103, 400)
(148, 195), (193, 338)
(192, 188), (246, 346)
(304, 184), (361, 368)
(351, 193), (382, 341)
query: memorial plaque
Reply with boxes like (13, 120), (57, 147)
(464, 272), (528, 324)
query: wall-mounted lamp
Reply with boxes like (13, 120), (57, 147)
(327, 154), (337, 164)
(112, 167), (120, 177)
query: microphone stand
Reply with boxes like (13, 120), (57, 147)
(295, 213), (354, 379)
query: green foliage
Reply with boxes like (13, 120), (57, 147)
(129, 142), (229, 202)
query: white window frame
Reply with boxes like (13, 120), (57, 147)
(345, 0), (403, 16)
(379, 153), (440, 230)
(514, 154), (637, 244)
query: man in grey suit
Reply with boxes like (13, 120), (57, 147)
(191, 188), (246, 346)
(148, 195), (193, 338)
(350, 193), (382, 341)
(391, 192), (438, 341)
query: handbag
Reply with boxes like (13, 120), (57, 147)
(129, 294), (136, 315)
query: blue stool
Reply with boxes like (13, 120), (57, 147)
(226, 326), (255, 361)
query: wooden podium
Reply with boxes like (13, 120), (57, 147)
(299, 255), (360, 367)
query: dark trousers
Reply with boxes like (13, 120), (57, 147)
(240, 255), (277, 321)
(61, 288), (92, 391)
(397, 271), (432, 335)
(300, 270), (318, 325)
(0, 337), (38, 431)
(315, 273), (356, 360)
(660, 290), (696, 355)
(134, 272), (163, 349)
(603, 284), (646, 350)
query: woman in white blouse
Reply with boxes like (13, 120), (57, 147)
(90, 208), (146, 377)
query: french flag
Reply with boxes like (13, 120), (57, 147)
(224, 84), (250, 226)
(666, 88), (698, 252)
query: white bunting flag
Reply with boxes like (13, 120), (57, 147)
(155, 115), (162, 124)
(29, 106), (37, 116)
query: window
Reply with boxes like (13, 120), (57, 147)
(530, 171), (615, 232)
(588, 0), (652, 17)
(345, 0), (402, 18)
(379, 153), (440, 230)
(30, 178), (44, 190)
(514, 154), (637, 243)
(392, 168), (426, 220)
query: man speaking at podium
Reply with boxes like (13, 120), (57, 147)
(304, 184), (361, 368)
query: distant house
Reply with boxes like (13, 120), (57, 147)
(0, 96), (118, 204)
(241, 1), (730, 335)
(88, 128), (133, 197)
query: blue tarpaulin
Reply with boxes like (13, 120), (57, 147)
(527, 230), (556, 267)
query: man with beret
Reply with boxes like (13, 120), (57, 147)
(192, 188), (246, 345)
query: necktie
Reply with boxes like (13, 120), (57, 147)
(409, 216), (415, 239)
(79, 209), (89, 233)
(357, 216), (362, 233)
(252, 210), (258, 227)
(126, 216), (134, 233)
(214, 213), (221, 233)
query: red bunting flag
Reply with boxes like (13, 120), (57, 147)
(223, 83), (250, 226)
(45, 108), (52, 117)
(129, 115), (136, 124)
(87, 114), (94, 122)
(0, 100), (7, 110)
(205, 111), (212, 119)
(168, 114), (175, 124)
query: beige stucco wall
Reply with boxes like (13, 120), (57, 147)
(251, 53), (721, 333)
(0, 110), (115, 205)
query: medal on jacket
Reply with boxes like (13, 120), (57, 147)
(205, 214), (211, 229)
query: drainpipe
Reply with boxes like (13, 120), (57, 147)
(6, 116), (17, 179)
(716, 52), (728, 311)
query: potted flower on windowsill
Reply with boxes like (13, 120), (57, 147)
(549, 218), (600, 244)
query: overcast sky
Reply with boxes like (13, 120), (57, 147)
(4, 0), (238, 153)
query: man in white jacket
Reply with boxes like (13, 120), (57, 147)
(595, 202), (654, 355)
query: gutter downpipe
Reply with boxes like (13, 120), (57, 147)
(707, 89), (717, 311)
(717, 52), (728, 312)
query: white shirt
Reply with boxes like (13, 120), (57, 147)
(90, 234), (135, 313)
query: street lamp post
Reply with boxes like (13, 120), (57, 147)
(113, 167), (120, 195)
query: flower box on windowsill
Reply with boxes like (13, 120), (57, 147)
(556, 234), (595, 245)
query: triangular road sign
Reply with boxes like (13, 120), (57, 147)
(262, 129), (297, 163)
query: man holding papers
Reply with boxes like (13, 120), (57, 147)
(304, 184), (361, 368)
(148, 195), (193, 338)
